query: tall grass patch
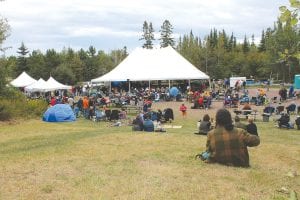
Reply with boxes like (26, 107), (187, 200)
(0, 89), (48, 121)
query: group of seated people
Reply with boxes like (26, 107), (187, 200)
(131, 108), (174, 132)
(195, 113), (258, 136)
(275, 112), (300, 129)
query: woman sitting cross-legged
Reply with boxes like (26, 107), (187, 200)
(196, 114), (213, 135)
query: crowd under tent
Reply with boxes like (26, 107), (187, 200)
(10, 71), (37, 88)
(91, 46), (209, 91)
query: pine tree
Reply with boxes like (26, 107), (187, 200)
(258, 30), (266, 52)
(140, 21), (155, 49)
(242, 36), (250, 53)
(159, 20), (175, 48)
(16, 42), (29, 75)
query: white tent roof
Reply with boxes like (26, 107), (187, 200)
(91, 46), (209, 82)
(24, 78), (47, 92)
(42, 77), (72, 91)
(10, 71), (37, 87)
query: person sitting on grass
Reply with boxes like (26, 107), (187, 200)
(143, 115), (154, 132)
(203, 108), (260, 167)
(197, 114), (213, 135)
(234, 116), (247, 130)
(132, 114), (144, 131)
(246, 118), (258, 136)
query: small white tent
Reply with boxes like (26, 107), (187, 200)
(42, 77), (72, 91)
(24, 78), (47, 92)
(10, 71), (37, 87)
(91, 46), (209, 82)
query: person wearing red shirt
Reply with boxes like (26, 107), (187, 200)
(50, 97), (56, 106)
(179, 103), (187, 118)
(198, 95), (204, 108)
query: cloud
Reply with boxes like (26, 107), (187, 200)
(0, 0), (289, 56)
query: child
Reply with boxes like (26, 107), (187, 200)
(179, 103), (187, 118)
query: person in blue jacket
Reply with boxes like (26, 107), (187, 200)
(143, 115), (154, 132)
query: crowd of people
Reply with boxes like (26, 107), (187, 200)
(40, 79), (300, 168)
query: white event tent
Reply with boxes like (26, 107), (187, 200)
(91, 46), (209, 83)
(23, 76), (71, 92)
(41, 77), (72, 92)
(10, 71), (37, 87)
(24, 78), (47, 92)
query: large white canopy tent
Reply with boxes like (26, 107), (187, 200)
(91, 46), (209, 89)
(10, 71), (37, 87)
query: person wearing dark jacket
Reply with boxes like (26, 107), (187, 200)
(246, 118), (258, 136)
(198, 114), (213, 135)
(143, 115), (154, 132)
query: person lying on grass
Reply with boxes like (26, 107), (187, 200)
(202, 108), (260, 167)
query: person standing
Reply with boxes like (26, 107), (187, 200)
(179, 103), (187, 118)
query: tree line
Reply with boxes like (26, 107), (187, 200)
(1, 3), (300, 94)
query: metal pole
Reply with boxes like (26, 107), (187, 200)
(128, 80), (131, 93)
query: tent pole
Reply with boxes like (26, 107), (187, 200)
(109, 81), (111, 93)
(168, 80), (170, 88)
(128, 80), (131, 93)
(148, 80), (150, 90)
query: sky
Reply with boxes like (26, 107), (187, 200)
(0, 0), (289, 56)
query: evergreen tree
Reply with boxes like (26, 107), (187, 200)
(16, 42), (29, 75)
(258, 30), (266, 52)
(140, 21), (155, 49)
(242, 36), (250, 53)
(159, 20), (175, 48)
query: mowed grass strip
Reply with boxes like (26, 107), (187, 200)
(0, 118), (299, 199)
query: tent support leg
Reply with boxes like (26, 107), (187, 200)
(128, 80), (131, 93)
(168, 80), (170, 88)
(109, 81), (111, 93)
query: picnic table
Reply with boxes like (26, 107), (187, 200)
(122, 105), (142, 114)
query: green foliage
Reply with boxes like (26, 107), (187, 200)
(0, 88), (48, 121)
(0, 17), (10, 52)
(160, 20), (175, 48)
(140, 21), (155, 49)
(16, 42), (30, 75)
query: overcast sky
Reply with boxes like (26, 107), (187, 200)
(0, 0), (288, 56)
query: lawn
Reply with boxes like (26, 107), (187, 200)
(0, 116), (299, 199)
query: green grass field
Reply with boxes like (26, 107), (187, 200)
(0, 118), (299, 200)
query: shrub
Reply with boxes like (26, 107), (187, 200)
(0, 88), (48, 121)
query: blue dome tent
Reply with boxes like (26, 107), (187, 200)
(169, 87), (179, 97)
(43, 104), (76, 122)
